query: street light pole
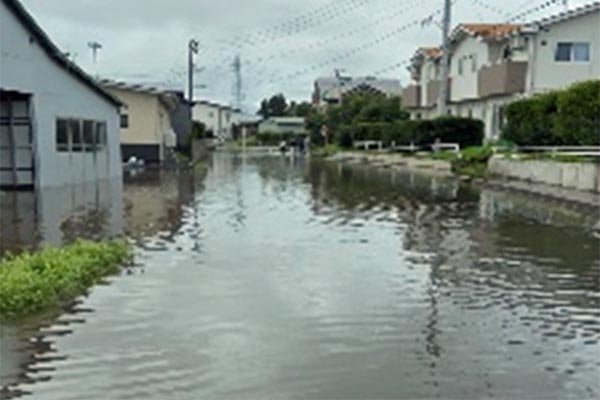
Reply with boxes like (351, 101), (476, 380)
(188, 39), (199, 102)
(437, 0), (452, 116)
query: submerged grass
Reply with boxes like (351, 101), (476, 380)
(0, 240), (131, 320)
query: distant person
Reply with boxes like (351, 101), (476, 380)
(279, 140), (287, 153)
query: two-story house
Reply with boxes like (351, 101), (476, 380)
(403, 2), (600, 141)
(192, 101), (242, 141)
(100, 80), (177, 164)
(403, 47), (443, 120)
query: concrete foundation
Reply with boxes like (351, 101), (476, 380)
(488, 157), (600, 193)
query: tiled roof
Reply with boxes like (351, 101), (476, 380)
(2, 0), (121, 107)
(458, 23), (522, 38)
(420, 47), (442, 59)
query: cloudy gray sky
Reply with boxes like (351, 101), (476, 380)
(21, 0), (591, 111)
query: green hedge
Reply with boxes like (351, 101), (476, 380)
(335, 117), (484, 149)
(502, 80), (600, 146)
(256, 132), (304, 145)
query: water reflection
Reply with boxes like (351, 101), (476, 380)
(1, 154), (598, 400)
(0, 169), (204, 399)
(0, 180), (123, 255)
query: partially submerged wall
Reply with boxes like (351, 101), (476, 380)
(488, 157), (600, 193)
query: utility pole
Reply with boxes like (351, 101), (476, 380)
(437, 0), (452, 116)
(188, 39), (199, 102)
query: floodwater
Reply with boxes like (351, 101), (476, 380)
(1, 152), (599, 400)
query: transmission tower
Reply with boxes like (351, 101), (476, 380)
(232, 55), (244, 111)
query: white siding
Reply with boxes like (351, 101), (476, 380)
(0, 1), (121, 188)
(527, 10), (600, 93)
(450, 36), (487, 102)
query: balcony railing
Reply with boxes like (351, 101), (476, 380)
(478, 61), (528, 98)
(402, 85), (421, 109)
(425, 79), (451, 108)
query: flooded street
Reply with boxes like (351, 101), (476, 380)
(1, 152), (599, 400)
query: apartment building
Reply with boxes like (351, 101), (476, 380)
(403, 2), (600, 140)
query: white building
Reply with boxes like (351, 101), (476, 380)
(313, 75), (402, 108)
(0, 0), (122, 189)
(258, 117), (306, 135)
(100, 80), (177, 164)
(192, 101), (242, 141)
(403, 2), (600, 140)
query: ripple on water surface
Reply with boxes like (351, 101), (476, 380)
(1, 154), (599, 400)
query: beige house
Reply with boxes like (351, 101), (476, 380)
(100, 80), (176, 164)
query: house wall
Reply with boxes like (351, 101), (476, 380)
(527, 10), (600, 94)
(192, 103), (220, 136)
(258, 119), (306, 135)
(450, 36), (487, 103)
(418, 59), (440, 107)
(0, 1), (121, 188)
(104, 88), (161, 146)
(169, 96), (192, 150)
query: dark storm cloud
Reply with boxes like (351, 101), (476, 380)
(20, 0), (590, 110)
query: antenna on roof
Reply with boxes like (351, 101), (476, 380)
(87, 41), (102, 76)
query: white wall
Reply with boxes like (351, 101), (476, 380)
(192, 103), (220, 135)
(527, 10), (600, 93)
(192, 103), (240, 140)
(0, 2), (121, 188)
(418, 58), (439, 107)
(450, 36), (487, 102)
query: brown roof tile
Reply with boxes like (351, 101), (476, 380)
(459, 23), (522, 38)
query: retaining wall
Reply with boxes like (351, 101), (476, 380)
(488, 157), (600, 193)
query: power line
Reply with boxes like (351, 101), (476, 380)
(260, 3), (450, 85)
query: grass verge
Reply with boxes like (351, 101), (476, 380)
(311, 144), (341, 158)
(0, 240), (131, 321)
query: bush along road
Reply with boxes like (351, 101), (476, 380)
(0, 240), (132, 321)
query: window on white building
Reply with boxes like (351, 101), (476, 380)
(458, 58), (464, 75)
(471, 54), (478, 72)
(70, 120), (83, 152)
(555, 42), (590, 62)
(83, 120), (95, 152)
(56, 119), (69, 152)
(95, 122), (107, 151)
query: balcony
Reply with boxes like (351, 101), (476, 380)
(478, 61), (528, 98)
(402, 85), (421, 109)
(426, 79), (451, 108)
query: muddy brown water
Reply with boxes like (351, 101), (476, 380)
(1, 152), (599, 400)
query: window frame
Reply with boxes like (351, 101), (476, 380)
(555, 42), (591, 63)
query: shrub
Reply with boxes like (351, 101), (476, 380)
(256, 131), (300, 145)
(430, 117), (484, 147)
(555, 80), (600, 145)
(452, 146), (494, 178)
(332, 117), (484, 149)
(502, 79), (600, 146)
(502, 91), (560, 145)
(0, 240), (131, 320)
(335, 125), (354, 148)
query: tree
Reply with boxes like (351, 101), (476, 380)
(287, 101), (314, 117)
(257, 94), (288, 118)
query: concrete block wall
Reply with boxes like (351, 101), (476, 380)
(488, 157), (600, 193)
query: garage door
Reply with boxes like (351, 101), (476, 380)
(0, 91), (35, 189)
